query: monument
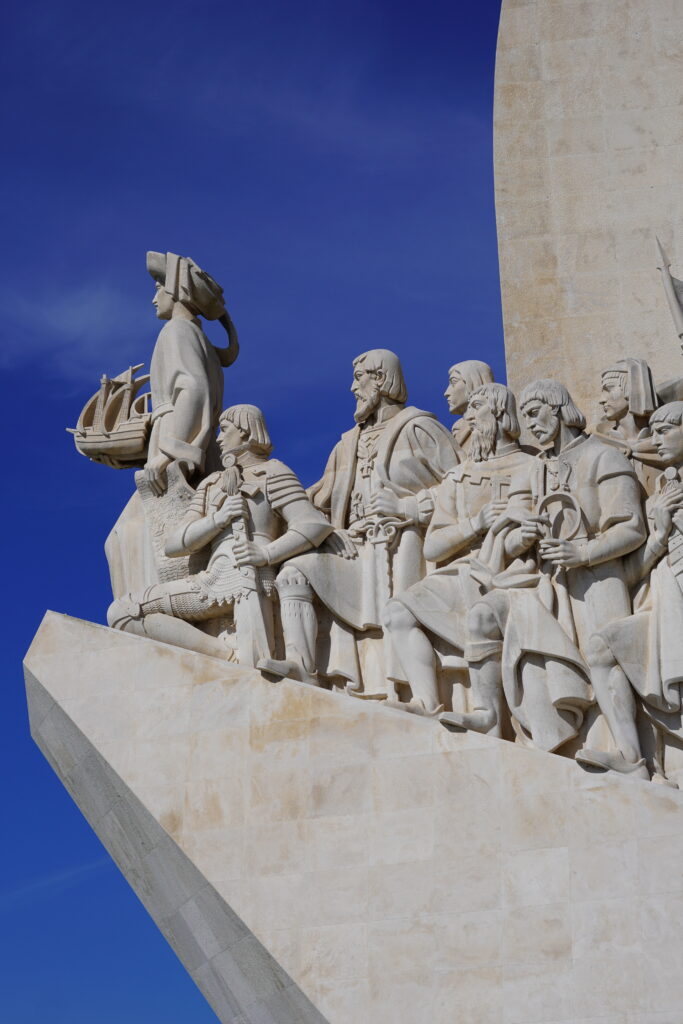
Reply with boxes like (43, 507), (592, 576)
(25, 3), (683, 1022)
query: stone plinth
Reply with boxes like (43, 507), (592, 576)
(495, 0), (683, 417)
(25, 612), (683, 1023)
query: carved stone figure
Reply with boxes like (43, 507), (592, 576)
(257, 349), (459, 689)
(444, 359), (494, 452)
(107, 405), (332, 666)
(105, 252), (239, 598)
(384, 383), (538, 716)
(143, 251), (239, 492)
(594, 357), (661, 494)
(460, 381), (646, 752)
(579, 402), (683, 781)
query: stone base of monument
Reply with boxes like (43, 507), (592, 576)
(25, 612), (683, 1024)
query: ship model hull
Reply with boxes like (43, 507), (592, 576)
(68, 365), (151, 468)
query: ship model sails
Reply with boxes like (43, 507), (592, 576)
(67, 364), (151, 468)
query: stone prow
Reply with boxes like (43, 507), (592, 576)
(25, 612), (683, 1023)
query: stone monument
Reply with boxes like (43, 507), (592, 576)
(25, 4), (683, 1021)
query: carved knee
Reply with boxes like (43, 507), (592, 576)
(276, 565), (313, 601)
(584, 632), (614, 669)
(468, 602), (501, 642)
(382, 599), (417, 633)
(107, 594), (142, 631)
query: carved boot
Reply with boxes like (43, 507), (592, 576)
(575, 748), (649, 781)
(441, 642), (503, 736)
(259, 567), (319, 685)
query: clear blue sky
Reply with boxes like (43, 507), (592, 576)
(1, 1), (503, 1019)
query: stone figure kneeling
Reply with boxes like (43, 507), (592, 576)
(107, 404), (332, 666)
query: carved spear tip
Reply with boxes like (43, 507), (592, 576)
(655, 235), (670, 271)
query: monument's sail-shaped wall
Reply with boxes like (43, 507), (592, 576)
(495, 0), (683, 417)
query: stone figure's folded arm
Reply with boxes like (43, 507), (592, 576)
(164, 512), (220, 557)
(265, 499), (333, 566)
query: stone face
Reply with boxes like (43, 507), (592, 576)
(495, 0), (683, 421)
(25, 612), (683, 1023)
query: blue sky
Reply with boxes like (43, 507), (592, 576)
(1, 1), (503, 1018)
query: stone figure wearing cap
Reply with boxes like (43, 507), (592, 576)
(144, 250), (239, 494)
(105, 252), (240, 600)
(460, 380), (646, 752)
(579, 402), (683, 782)
(107, 405), (332, 666)
(594, 356), (662, 494)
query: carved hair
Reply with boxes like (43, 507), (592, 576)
(469, 383), (520, 440)
(219, 404), (273, 456)
(650, 401), (683, 428)
(519, 379), (586, 430)
(352, 349), (407, 404)
(449, 359), (494, 395)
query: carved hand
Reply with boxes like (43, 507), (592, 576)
(475, 500), (508, 534)
(232, 538), (268, 568)
(652, 485), (683, 543)
(367, 488), (402, 519)
(325, 529), (359, 559)
(213, 495), (248, 528)
(518, 515), (549, 548)
(143, 454), (172, 496)
(538, 538), (587, 570)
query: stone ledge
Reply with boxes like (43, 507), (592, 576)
(25, 612), (683, 1024)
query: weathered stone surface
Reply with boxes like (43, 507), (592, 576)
(495, 0), (683, 420)
(25, 612), (683, 1023)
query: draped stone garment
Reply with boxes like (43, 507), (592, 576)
(149, 317), (224, 471)
(397, 446), (538, 651)
(600, 476), (683, 730)
(499, 435), (646, 749)
(287, 407), (458, 685)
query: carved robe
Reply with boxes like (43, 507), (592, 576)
(395, 444), (537, 652)
(289, 405), (458, 685)
(500, 434), (646, 749)
(600, 468), (683, 732)
(148, 317), (225, 473)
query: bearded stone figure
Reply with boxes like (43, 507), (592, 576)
(258, 349), (458, 692)
(383, 383), (538, 717)
(462, 380), (646, 753)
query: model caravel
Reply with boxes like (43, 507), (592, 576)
(67, 364), (151, 467)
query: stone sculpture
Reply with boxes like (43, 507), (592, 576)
(384, 382), (537, 717)
(105, 252), (239, 599)
(142, 251), (239, 494)
(462, 381), (646, 752)
(107, 405), (332, 667)
(579, 402), (683, 781)
(444, 359), (494, 452)
(258, 349), (459, 690)
(594, 357), (662, 494)
(68, 248), (683, 784)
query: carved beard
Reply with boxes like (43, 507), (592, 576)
(469, 415), (498, 462)
(354, 384), (381, 424)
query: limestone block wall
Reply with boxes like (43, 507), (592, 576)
(495, 0), (683, 418)
(25, 613), (683, 1024)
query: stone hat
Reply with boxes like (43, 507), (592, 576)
(146, 251), (226, 321)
